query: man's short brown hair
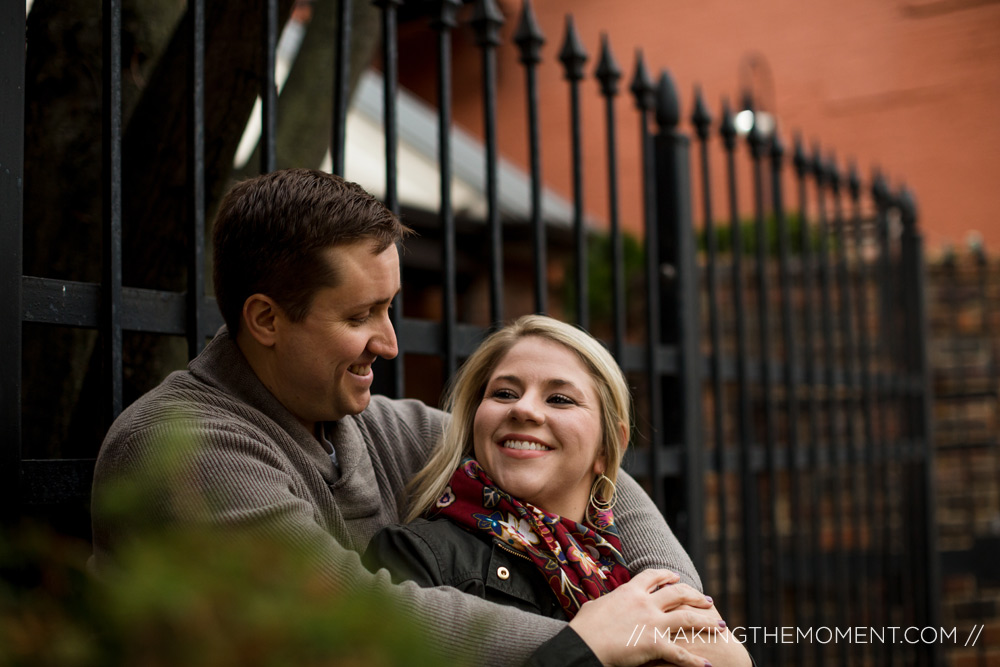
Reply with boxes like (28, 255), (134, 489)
(212, 169), (410, 334)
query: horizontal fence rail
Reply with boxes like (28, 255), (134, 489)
(5, 1), (941, 664)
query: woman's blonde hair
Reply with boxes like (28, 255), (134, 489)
(405, 314), (632, 522)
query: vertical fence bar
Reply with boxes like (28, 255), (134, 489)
(816, 151), (848, 666)
(261, 0), (278, 173)
(748, 121), (781, 663)
(721, 99), (762, 636)
(899, 188), (941, 667)
(979, 248), (1000, 591)
(471, 0), (504, 328)
(831, 157), (865, 665)
(889, 187), (918, 666)
(795, 137), (825, 667)
(187, 0), (206, 359)
(558, 16), (588, 329)
(103, 0), (124, 423)
(772, 131), (806, 666)
(514, 0), (546, 315)
(893, 186), (918, 665)
(378, 0), (400, 218)
(692, 87), (730, 613)
(331, 0), (352, 176)
(946, 251), (972, 569)
(873, 172), (897, 667)
(596, 35), (625, 362)
(973, 242), (994, 667)
(653, 71), (703, 572)
(630, 53), (664, 511)
(850, 163), (882, 648)
(376, 0), (404, 398)
(824, 159), (854, 665)
(432, 0), (459, 379)
(0, 0), (25, 518)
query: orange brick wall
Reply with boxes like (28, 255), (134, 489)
(400, 0), (1000, 251)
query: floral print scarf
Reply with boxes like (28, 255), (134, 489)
(430, 458), (632, 618)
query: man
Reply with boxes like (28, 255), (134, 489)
(92, 169), (738, 667)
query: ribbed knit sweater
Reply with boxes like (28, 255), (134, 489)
(92, 328), (700, 666)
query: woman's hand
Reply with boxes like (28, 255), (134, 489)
(568, 569), (723, 667)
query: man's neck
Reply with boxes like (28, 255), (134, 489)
(236, 329), (318, 438)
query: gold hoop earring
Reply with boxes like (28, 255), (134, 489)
(589, 474), (616, 512)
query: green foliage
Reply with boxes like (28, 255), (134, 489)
(0, 425), (448, 667)
(564, 230), (646, 325)
(0, 525), (443, 667)
(564, 215), (827, 326)
(696, 211), (826, 257)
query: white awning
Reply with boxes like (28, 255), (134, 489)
(338, 69), (576, 228)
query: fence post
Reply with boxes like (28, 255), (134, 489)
(0, 0), (25, 521)
(652, 70), (704, 572)
(102, 0), (124, 424)
(899, 188), (942, 667)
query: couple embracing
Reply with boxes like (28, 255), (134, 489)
(92, 169), (751, 667)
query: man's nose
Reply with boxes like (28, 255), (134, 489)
(370, 312), (398, 360)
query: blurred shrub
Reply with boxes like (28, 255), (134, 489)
(0, 424), (449, 667)
(0, 522), (446, 667)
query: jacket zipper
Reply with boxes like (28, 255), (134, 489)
(494, 540), (533, 562)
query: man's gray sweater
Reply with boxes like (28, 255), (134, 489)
(92, 328), (699, 666)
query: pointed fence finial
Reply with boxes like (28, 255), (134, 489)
(827, 153), (841, 190)
(748, 114), (767, 158)
(771, 130), (785, 161)
(629, 49), (654, 111)
(514, 0), (545, 65)
(847, 161), (860, 199)
(720, 97), (736, 149)
(559, 15), (588, 81)
(871, 168), (889, 206)
(430, 0), (461, 29)
(595, 33), (621, 97)
(811, 142), (825, 183)
(942, 243), (957, 268)
(691, 85), (712, 140)
(793, 133), (808, 176)
(471, 0), (504, 47)
(898, 185), (918, 230)
(654, 69), (680, 130)
(969, 231), (985, 262)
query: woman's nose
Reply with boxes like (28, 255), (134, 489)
(508, 394), (544, 424)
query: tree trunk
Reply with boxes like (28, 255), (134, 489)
(22, 0), (186, 457)
(235, 0), (382, 176)
(23, 0), (297, 457)
(24, 0), (383, 459)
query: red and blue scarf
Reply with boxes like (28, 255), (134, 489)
(429, 457), (631, 618)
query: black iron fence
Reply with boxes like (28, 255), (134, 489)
(929, 246), (1000, 667)
(2, 1), (941, 664)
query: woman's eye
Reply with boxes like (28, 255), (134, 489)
(491, 388), (517, 400)
(349, 313), (371, 324)
(548, 394), (574, 405)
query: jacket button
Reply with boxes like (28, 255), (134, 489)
(497, 566), (510, 580)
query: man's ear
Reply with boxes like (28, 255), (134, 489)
(242, 294), (280, 347)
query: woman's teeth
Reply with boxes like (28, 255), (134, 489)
(502, 440), (550, 451)
(348, 364), (371, 375)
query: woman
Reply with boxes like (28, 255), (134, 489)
(366, 316), (750, 666)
